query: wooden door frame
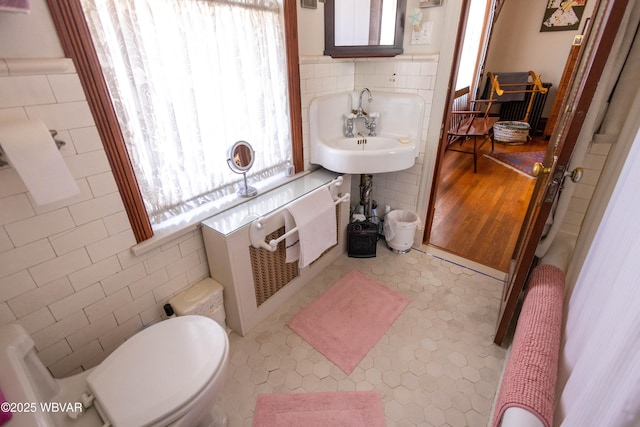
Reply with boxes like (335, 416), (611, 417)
(423, 0), (472, 244)
(494, 0), (629, 345)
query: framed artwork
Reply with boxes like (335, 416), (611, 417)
(541, 0), (588, 32)
(301, 0), (317, 9)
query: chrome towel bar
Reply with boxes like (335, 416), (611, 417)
(249, 176), (350, 252)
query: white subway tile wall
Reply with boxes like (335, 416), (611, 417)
(5, 52), (583, 383)
(0, 58), (210, 377)
(299, 55), (438, 214)
(560, 142), (612, 236)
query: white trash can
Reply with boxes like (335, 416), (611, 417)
(383, 210), (421, 253)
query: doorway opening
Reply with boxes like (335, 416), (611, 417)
(423, 0), (585, 272)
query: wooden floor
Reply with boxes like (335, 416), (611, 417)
(428, 136), (549, 272)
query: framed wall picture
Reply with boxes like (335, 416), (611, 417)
(541, 0), (588, 32)
(301, 0), (317, 9)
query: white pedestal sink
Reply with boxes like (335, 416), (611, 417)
(309, 91), (425, 174)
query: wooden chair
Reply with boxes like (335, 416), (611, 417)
(446, 87), (498, 173)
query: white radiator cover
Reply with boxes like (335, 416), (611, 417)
(201, 173), (351, 336)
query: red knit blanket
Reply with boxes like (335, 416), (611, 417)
(493, 264), (565, 427)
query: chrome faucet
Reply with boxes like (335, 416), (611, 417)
(356, 88), (372, 117)
(345, 88), (377, 137)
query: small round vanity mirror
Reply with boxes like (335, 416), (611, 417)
(227, 140), (257, 197)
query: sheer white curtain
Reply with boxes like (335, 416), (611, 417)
(81, 0), (292, 224)
(555, 117), (640, 426)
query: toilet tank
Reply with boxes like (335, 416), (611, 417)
(168, 278), (227, 329)
(0, 323), (59, 426)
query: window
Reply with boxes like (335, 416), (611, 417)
(47, 0), (302, 242)
(455, 0), (493, 93)
(82, 0), (293, 225)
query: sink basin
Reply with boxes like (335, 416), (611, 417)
(310, 91), (425, 174)
(314, 136), (417, 174)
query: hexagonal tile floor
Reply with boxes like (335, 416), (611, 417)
(216, 243), (507, 426)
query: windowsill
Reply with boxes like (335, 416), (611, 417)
(130, 170), (312, 256)
(201, 168), (341, 236)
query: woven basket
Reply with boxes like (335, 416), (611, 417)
(494, 121), (530, 143)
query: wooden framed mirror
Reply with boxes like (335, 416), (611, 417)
(324, 0), (407, 58)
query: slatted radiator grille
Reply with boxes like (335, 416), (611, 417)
(250, 226), (299, 307)
(499, 82), (552, 134)
(450, 87), (471, 133)
(249, 206), (340, 307)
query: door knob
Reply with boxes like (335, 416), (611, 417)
(564, 167), (583, 183)
(532, 162), (551, 177)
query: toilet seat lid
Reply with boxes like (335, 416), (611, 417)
(87, 315), (227, 427)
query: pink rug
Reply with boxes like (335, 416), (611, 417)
(287, 269), (410, 374)
(253, 391), (386, 427)
(492, 264), (565, 427)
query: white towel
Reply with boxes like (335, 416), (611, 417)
(284, 210), (299, 263)
(286, 186), (337, 268)
(0, 119), (80, 205)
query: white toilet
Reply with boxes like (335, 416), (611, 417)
(0, 315), (229, 427)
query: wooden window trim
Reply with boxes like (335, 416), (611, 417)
(46, 0), (303, 243)
(284, 0), (304, 176)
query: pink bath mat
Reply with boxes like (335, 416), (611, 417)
(287, 269), (410, 374)
(253, 391), (386, 427)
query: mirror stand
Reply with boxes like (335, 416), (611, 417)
(238, 171), (257, 198)
(227, 140), (258, 198)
